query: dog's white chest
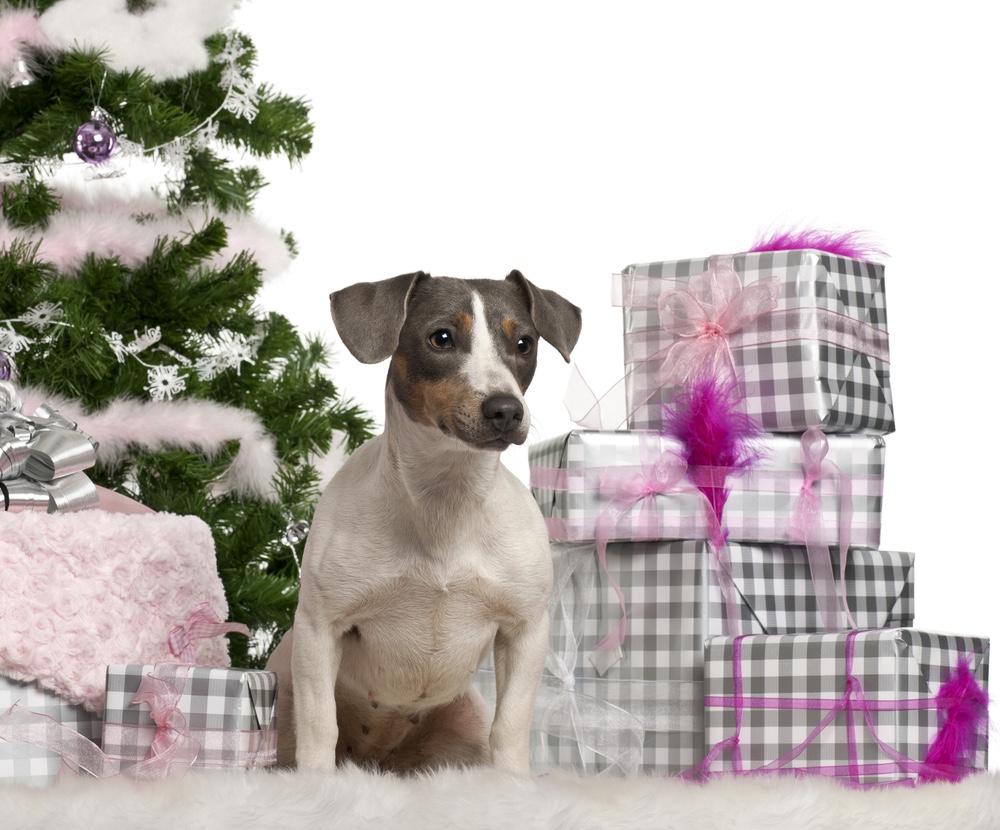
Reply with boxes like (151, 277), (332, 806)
(336, 568), (501, 708)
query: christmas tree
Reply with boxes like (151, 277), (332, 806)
(0, 0), (374, 668)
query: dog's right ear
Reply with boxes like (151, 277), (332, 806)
(330, 272), (430, 364)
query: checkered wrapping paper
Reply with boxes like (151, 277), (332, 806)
(618, 250), (894, 433)
(102, 665), (277, 770)
(530, 430), (885, 548)
(1, 675), (102, 786)
(702, 629), (989, 785)
(529, 541), (913, 775)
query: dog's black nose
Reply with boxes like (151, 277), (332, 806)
(482, 395), (524, 433)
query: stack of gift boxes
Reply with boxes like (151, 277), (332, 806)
(525, 248), (990, 784)
(0, 379), (277, 786)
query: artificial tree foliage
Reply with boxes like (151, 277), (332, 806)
(0, 2), (374, 667)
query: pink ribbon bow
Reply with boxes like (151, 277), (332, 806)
(168, 603), (251, 663)
(128, 664), (201, 778)
(653, 255), (781, 389)
(786, 427), (856, 631)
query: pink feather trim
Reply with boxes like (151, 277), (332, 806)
(919, 655), (990, 783)
(660, 375), (765, 532)
(747, 225), (887, 262)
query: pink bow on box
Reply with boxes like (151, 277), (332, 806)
(566, 256), (779, 431)
(652, 255), (781, 389)
(169, 602), (251, 663)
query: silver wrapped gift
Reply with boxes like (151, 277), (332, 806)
(702, 629), (989, 785)
(615, 250), (893, 433)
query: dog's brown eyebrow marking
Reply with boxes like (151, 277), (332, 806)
(454, 311), (473, 333)
(501, 317), (517, 340)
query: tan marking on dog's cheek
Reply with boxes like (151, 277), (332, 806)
(390, 357), (437, 427)
(418, 376), (471, 433)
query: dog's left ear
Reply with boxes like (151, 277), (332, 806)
(505, 270), (582, 362)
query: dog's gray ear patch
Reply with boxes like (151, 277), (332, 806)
(331, 272), (429, 364)
(505, 270), (582, 363)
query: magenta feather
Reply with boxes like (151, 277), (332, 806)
(747, 226), (886, 262)
(919, 656), (990, 783)
(660, 376), (765, 533)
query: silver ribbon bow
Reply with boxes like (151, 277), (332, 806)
(1, 380), (100, 513)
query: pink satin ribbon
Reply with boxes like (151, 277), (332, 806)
(692, 632), (976, 787)
(169, 602), (251, 663)
(786, 427), (857, 631)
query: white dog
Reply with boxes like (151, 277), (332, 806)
(266, 270), (581, 774)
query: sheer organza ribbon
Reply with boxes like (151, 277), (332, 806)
(528, 543), (675, 775)
(1, 382), (100, 513)
(0, 664), (198, 781)
(0, 663), (277, 780)
(786, 427), (857, 631)
(690, 632), (986, 787)
(169, 602), (251, 663)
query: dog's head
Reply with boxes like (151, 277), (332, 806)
(331, 271), (582, 451)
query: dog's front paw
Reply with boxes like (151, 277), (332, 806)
(490, 745), (531, 776)
(296, 746), (338, 774)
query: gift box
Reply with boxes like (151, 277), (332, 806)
(0, 510), (234, 715)
(0, 675), (102, 786)
(701, 629), (989, 785)
(532, 540), (914, 775)
(101, 664), (277, 772)
(530, 429), (884, 550)
(616, 250), (893, 433)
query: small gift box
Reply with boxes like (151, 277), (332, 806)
(0, 511), (234, 715)
(530, 429), (885, 550)
(0, 676), (102, 786)
(701, 629), (989, 785)
(533, 540), (914, 775)
(615, 250), (893, 433)
(101, 664), (277, 772)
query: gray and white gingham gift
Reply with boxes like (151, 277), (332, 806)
(530, 430), (885, 549)
(702, 629), (989, 785)
(617, 250), (893, 433)
(0, 675), (102, 786)
(102, 664), (277, 771)
(532, 541), (913, 775)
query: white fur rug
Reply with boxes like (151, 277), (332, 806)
(2, 766), (999, 830)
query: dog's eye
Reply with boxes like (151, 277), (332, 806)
(516, 336), (534, 355)
(429, 330), (453, 349)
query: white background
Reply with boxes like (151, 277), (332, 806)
(234, 1), (999, 752)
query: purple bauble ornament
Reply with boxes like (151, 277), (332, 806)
(73, 119), (118, 163)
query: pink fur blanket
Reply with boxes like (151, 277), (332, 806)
(0, 510), (232, 713)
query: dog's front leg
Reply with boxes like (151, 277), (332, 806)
(292, 604), (343, 772)
(490, 613), (549, 774)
